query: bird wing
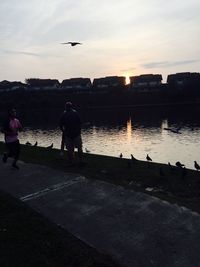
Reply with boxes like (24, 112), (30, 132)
(61, 42), (82, 45)
(61, 42), (76, 45)
(71, 42), (82, 46)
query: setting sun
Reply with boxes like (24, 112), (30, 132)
(125, 75), (130, 85)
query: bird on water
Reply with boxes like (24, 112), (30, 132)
(61, 42), (82, 46)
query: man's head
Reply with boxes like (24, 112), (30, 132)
(65, 102), (73, 111)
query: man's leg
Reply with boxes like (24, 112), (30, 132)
(60, 132), (65, 156)
(75, 135), (83, 164)
(67, 149), (74, 164)
(78, 147), (83, 163)
(66, 138), (75, 165)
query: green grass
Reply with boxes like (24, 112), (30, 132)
(22, 144), (200, 202)
(1, 141), (200, 266)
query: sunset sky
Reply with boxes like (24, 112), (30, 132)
(0, 0), (199, 83)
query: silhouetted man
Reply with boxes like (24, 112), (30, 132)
(59, 102), (83, 166)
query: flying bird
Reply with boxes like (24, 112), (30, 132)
(61, 42), (82, 46)
(163, 127), (182, 134)
(170, 128), (182, 134)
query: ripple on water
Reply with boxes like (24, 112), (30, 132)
(0, 121), (199, 170)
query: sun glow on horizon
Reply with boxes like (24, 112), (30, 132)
(125, 75), (130, 85)
(121, 72), (131, 85)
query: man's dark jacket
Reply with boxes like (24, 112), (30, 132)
(60, 109), (81, 139)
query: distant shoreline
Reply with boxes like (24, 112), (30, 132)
(1, 100), (199, 112)
(0, 89), (199, 112)
(79, 100), (200, 110)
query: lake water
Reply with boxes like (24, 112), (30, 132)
(0, 106), (199, 170)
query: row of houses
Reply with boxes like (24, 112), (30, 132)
(0, 72), (200, 93)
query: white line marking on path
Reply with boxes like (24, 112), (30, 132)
(20, 176), (85, 202)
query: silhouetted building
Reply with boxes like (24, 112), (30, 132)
(0, 80), (26, 92)
(167, 72), (200, 88)
(61, 78), (92, 92)
(129, 74), (162, 92)
(93, 76), (126, 90)
(25, 78), (60, 90)
(167, 72), (200, 97)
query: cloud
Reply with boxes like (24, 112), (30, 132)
(120, 67), (136, 72)
(1, 49), (62, 58)
(2, 50), (41, 57)
(0, 0), (200, 82)
(142, 59), (200, 69)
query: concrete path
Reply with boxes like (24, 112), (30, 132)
(1, 158), (200, 267)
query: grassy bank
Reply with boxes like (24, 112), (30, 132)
(1, 141), (200, 266)
(1, 142), (200, 212)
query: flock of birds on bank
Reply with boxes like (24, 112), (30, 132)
(25, 141), (200, 172)
(120, 152), (200, 173)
